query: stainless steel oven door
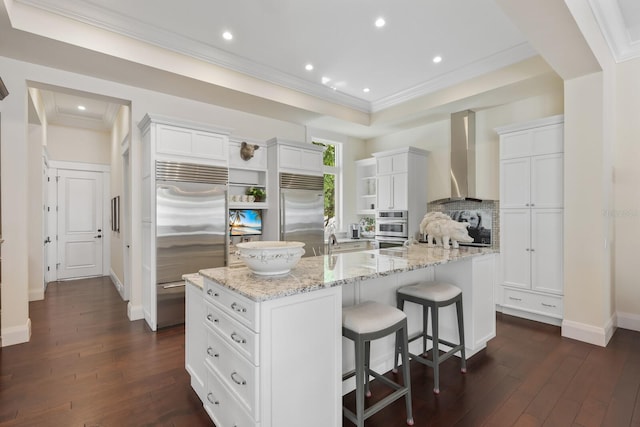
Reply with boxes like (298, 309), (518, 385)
(377, 210), (408, 220)
(375, 236), (407, 248)
(375, 220), (408, 238)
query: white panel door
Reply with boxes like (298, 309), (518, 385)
(57, 169), (104, 279)
(531, 209), (564, 295)
(500, 209), (531, 289)
(531, 153), (564, 208)
(500, 157), (530, 208)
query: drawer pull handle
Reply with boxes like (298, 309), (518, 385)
(231, 332), (246, 344)
(231, 371), (247, 386)
(207, 393), (219, 405)
(206, 347), (219, 358)
(231, 302), (247, 313)
(207, 289), (219, 297)
(509, 296), (522, 301)
(207, 314), (219, 323)
(207, 289), (213, 296)
(541, 302), (556, 308)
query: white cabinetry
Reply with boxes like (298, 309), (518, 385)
(497, 115), (564, 325)
(198, 278), (342, 427)
(270, 138), (323, 175)
(186, 280), (206, 402)
(355, 158), (377, 214)
(372, 147), (429, 240)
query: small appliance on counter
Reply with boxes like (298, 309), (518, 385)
(349, 223), (361, 239)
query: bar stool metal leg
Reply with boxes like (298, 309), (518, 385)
(456, 297), (467, 373)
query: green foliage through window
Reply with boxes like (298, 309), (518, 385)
(313, 141), (336, 225)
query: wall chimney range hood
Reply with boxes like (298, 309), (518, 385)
(438, 110), (482, 203)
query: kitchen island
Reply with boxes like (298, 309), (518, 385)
(186, 245), (496, 427)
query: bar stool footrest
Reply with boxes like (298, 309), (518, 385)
(343, 387), (410, 424)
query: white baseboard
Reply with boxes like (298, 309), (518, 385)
(617, 311), (640, 332)
(1, 318), (32, 347)
(499, 305), (562, 327)
(110, 269), (125, 300)
(562, 314), (616, 347)
(127, 302), (144, 321)
(29, 288), (44, 301)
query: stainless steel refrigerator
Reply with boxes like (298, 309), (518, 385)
(279, 173), (325, 257)
(155, 161), (228, 328)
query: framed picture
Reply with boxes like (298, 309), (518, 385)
(111, 196), (120, 232)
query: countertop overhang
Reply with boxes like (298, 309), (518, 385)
(197, 245), (495, 302)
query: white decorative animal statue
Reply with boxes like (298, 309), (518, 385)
(425, 219), (473, 249)
(240, 141), (260, 161)
(419, 212), (451, 236)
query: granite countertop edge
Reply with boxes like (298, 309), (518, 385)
(194, 245), (497, 302)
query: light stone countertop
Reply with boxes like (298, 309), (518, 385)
(198, 245), (495, 302)
(183, 272), (204, 289)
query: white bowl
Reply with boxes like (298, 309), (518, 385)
(236, 241), (305, 275)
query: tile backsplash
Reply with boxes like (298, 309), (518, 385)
(426, 199), (500, 250)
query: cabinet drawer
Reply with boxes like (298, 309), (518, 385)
(503, 288), (563, 318)
(205, 367), (259, 427)
(204, 300), (259, 365)
(205, 279), (259, 332)
(206, 327), (259, 418)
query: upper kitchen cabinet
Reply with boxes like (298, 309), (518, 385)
(355, 158), (377, 214)
(268, 137), (323, 176)
(139, 114), (232, 167)
(373, 147), (428, 212)
(498, 115), (564, 209)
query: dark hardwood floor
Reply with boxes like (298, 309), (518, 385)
(1, 277), (639, 426)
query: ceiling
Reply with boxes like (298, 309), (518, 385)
(6, 0), (640, 136)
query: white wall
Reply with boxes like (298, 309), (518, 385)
(613, 58), (640, 330)
(46, 125), (110, 164)
(27, 123), (44, 301)
(364, 92), (564, 202)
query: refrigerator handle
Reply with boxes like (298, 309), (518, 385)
(280, 191), (285, 241)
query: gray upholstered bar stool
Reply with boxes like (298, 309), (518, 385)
(394, 281), (466, 394)
(342, 301), (414, 427)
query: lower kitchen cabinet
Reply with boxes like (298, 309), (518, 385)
(190, 278), (342, 427)
(500, 208), (563, 324)
(185, 280), (206, 402)
(331, 239), (371, 254)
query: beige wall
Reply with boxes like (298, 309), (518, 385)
(614, 58), (640, 321)
(364, 92), (564, 202)
(46, 125), (110, 164)
(563, 72), (611, 337)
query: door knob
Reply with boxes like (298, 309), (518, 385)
(94, 235), (102, 239)
(44, 237), (51, 244)
(97, 229), (102, 232)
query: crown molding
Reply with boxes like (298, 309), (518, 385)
(588, 0), (640, 63)
(370, 42), (537, 112)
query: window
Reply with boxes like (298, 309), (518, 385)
(312, 140), (341, 230)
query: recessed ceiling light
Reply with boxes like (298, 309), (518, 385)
(222, 31), (233, 41)
(433, 56), (442, 64)
(375, 17), (386, 28)
(305, 64), (314, 71)
(363, 88), (370, 93)
(322, 76), (331, 85)
(77, 105), (86, 111)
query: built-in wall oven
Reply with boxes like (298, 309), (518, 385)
(375, 210), (408, 248)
